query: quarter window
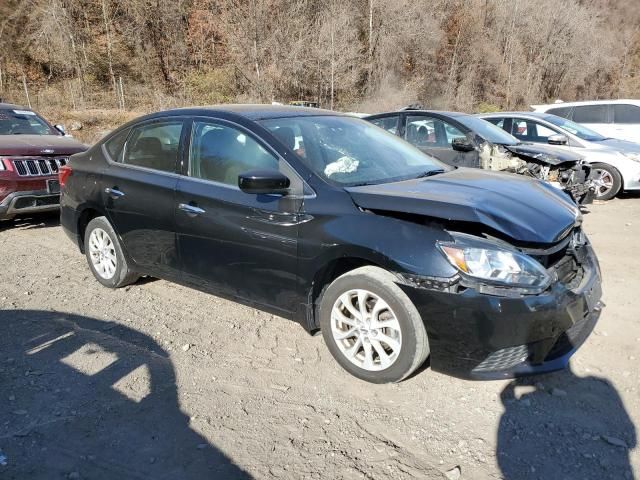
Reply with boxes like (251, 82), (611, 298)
(572, 105), (608, 123)
(613, 104), (640, 124)
(189, 121), (279, 186)
(123, 121), (183, 173)
(104, 128), (130, 162)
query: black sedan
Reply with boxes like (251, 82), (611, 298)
(60, 105), (602, 383)
(365, 108), (594, 204)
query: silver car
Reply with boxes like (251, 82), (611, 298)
(478, 112), (640, 200)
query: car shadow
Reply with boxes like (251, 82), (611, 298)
(0, 309), (252, 479)
(619, 191), (640, 200)
(497, 365), (636, 479)
(0, 212), (60, 231)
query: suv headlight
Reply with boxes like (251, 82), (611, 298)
(621, 152), (640, 163)
(0, 158), (6, 171)
(437, 235), (551, 290)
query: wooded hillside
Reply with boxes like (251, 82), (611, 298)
(1, 0), (639, 113)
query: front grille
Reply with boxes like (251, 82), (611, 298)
(11, 157), (68, 177)
(529, 228), (588, 288)
(472, 344), (529, 372)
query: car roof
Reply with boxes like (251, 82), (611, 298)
(157, 104), (343, 121)
(367, 109), (469, 118)
(478, 111), (555, 120)
(532, 99), (640, 109)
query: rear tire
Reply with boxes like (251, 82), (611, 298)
(84, 216), (139, 288)
(318, 266), (429, 383)
(591, 163), (622, 201)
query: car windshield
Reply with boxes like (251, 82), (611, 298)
(454, 115), (519, 145)
(0, 109), (57, 135)
(543, 115), (607, 141)
(259, 115), (447, 186)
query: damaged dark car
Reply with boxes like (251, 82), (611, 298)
(366, 108), (595, 204)
(60, 105), (603, 383)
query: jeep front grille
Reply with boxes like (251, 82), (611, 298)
(12, 157), (68, 177)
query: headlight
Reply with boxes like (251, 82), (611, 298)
(438, 236), (551, 290)
(621, 152), (640, 163)
(0, 158), (6, 171)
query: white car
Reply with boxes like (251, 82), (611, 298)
(478, 112), (640, 200)
(531, 100), (640, 144)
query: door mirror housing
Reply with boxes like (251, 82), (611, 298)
(238, 169), (290, 195)
(54, 124), (66, 135)
(548, 134), (569, 146)
(451, 137), (475, 152)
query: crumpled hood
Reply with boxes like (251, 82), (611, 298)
(346, 168), (580, 244)
(0, 134), (87, 156)
(504, 143), (583, 165)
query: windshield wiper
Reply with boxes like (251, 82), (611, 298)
(414, 169), (445, 179)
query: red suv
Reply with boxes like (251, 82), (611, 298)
(0, 103), (87, 221)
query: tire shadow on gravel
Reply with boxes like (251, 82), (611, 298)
(0, 309), (252, 480)
(497, 365), (636, 480)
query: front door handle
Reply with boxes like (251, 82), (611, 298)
(179, 203), (205, 217)
(105, 187), (125, 199)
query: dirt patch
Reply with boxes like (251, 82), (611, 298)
(0, 197), (638, 479)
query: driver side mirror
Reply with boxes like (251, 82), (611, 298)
(54, 124), (66, 135)
(548, 134), (568, 146)
(451, 137), (475, 152)
(238, 169), (290, 195)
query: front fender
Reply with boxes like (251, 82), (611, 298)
(298, 208), (458, 293)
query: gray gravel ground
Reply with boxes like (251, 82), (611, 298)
(0, 195), (638, 480)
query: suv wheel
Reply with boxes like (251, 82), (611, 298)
(591, 163), (622, 200)
(85, 216), (139, 288)
(318, 266), (429, 383)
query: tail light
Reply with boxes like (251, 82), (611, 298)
(59, 165), (73, 187)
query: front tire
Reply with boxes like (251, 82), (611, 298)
(84, 216), (139, 288)
(591, 163), (622, 201)
(318, 266), (429, 383)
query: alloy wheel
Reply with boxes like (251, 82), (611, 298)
(592, 168), (614, 198)
(330, 289), (402, 371)
(88, 228), (117, 280)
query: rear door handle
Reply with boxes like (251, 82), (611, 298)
(179, 203), (205, 217)
(105, 187), (125, 199)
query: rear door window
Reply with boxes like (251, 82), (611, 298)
(405, 115), (465, 148)
(484, 118), (504, 128)
(369, 115), (400, 135)
(572, 105), (608, 123)
(613, 104), (640, 124)
(123, 121), (183, 173)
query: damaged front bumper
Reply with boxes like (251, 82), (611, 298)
(396, 239), (603, 380)
(480, 143), (595, 205)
